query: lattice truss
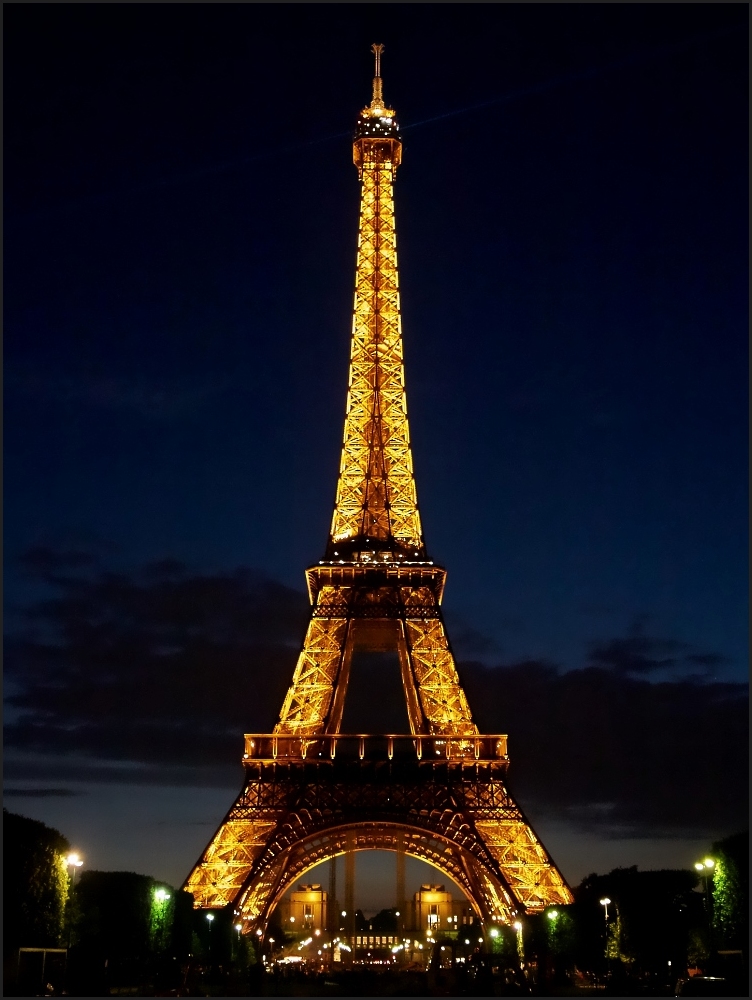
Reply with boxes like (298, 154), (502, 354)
(330, 155), (423, 554)
(184, 818), (277, 909)
(274, 583), (476, 736)
(405, 616), (476, 735)
(473, 819), (573, 911)
(275, 603), (347, 735)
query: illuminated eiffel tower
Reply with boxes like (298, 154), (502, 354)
(184, 45), (573, 932)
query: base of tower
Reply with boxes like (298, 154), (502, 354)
(183, 736), (573, 930)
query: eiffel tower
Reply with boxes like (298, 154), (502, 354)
(184, 45), (573, 932)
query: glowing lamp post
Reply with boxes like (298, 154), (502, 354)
(694, 859), (714, 901)
(64, 853), (84, 947)
(695, 858), (715, 935)
(66, 853), (84, 884)
(513, 920), (524, 962)
(695, 858), (715, 920)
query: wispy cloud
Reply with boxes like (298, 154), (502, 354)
(587, 618), (730, 680)
(4, 788), (82, 798)
(7, 367), (231, 419)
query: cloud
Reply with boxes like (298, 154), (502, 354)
(5, 547), (308, 772)
(7, 367), (230, 419)
(587, 618), (729, 678)
(460, 659), (747, 839)
(4, 548), (747, 841)
(4, 788), (82, 798)
(442, 610), (503, 658)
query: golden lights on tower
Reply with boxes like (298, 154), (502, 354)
(183, 45), (573, 928)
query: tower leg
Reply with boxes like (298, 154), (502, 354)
(345, 832), (355, 944)
(396, 832), (406, 933)
(328, 855), (337, 934)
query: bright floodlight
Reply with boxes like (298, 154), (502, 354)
(206, 913), (215, 922)
(513, 921), (522, 931)
(547, 910), (558, 920)
(66, 853), (83, 867)
(154, 888), (170, 902)
(704, 859), (715, 869)
(599, 897), (611, 906)
(490, 928), (499, 938)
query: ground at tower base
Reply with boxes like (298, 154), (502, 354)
(5, 813), (747, 998)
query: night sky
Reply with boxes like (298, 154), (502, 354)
(4, 5), (748, 911)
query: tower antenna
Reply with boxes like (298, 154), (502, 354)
(370, 42), (385, 106)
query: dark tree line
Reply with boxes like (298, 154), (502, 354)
(4, 808), (747, 995)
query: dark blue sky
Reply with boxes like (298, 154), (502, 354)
(4, 5), (748, 899)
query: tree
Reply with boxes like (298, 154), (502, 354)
(3, 809), (71, 952)
(573, 866), (701, 979)
(711, 830), (748, 954)
(365, 908), (399, 933)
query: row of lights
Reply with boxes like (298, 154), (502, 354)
(234, 860), (718, 949)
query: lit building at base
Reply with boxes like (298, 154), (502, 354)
(275, 883), (327, 932)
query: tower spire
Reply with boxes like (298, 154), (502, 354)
(371, 42), (385, 107)
(328, 45), (413, 562)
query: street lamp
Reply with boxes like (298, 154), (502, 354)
(66, 853), (84, 891)
(513, 921), (524, 962)
(695, 858), (715, 915)
(599, 897), (611, 922)
(547, 910), (558, 921)
(64, 853), (84, 947)
(65, 854), (84, 894)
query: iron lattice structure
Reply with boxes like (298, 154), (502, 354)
(184, 47), (573, 931)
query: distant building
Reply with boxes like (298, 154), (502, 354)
(411, 883), (476, 933)
(276, 883), (327, 931)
